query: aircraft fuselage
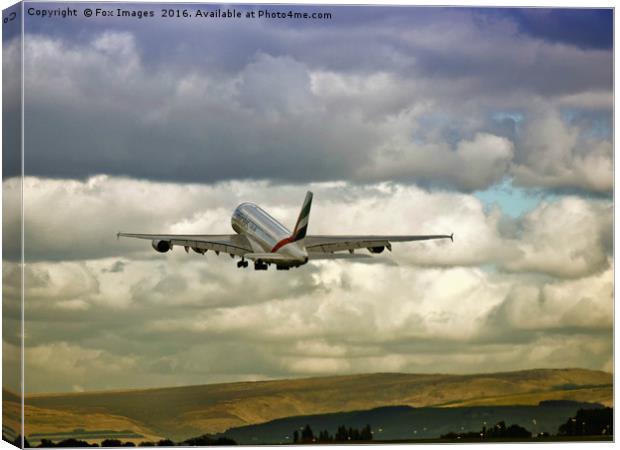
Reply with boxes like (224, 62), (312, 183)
(231, 202), (308, 267)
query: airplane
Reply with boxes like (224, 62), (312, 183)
(118, 191), (453, 271)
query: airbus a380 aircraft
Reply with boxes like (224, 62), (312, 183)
(118, 191), (453, 271)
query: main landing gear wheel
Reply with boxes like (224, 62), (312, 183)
(237, 259), (249, 268)
(254, 261), (268, 270)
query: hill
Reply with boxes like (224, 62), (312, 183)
(5, 368), (612, 443)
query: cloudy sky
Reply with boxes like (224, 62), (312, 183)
(2, 4), (613, 394)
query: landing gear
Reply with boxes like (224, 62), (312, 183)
(276, 265), (290, 271)
(254, 261), (268, 271)
(237, 258), (249, 268)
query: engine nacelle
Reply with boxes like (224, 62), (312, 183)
(368, 246), (385, 254)
(152, 240), (172, 253)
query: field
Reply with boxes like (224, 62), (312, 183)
(2, 368), (612, 443)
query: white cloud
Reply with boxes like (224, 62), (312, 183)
(484, 264), (613, 332)
(10, 176), (611, 391)
(359, 132), (514, 190)
(24, 342), (138, 392)
(556, 90), (614, 110)
(9, 177), (611, 282)
(511, 108), (612, 193)
(501, 197), (612, 278)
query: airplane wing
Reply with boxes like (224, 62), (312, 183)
(304, 234), (453, 254)
(117, 233), (253, 257)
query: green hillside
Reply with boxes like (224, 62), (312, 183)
(8, 368), (612, 443)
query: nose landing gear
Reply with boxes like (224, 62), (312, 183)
(237, 258), (249, 268)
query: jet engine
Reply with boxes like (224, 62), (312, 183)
(368, 246), (385, 254)
(152, 240), (172, 253)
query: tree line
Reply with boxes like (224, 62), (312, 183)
(441, 421), (532, 440)
(293, 424), (373, 443)
(440, 407), (613, 441)
(558, 407), (613, 436)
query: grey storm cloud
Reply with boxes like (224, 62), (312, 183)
(8, 5), (612, 193)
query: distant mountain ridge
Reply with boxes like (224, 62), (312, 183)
(3, 368), (612, 442)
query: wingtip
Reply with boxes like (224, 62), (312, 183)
(450, 233), (454, 242)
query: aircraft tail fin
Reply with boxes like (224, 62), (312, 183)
(292, 191), (313, 242)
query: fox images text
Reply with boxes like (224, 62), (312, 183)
(118, 192), (453, 270)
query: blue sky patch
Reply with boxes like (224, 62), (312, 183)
(474, 178), (556, 218)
